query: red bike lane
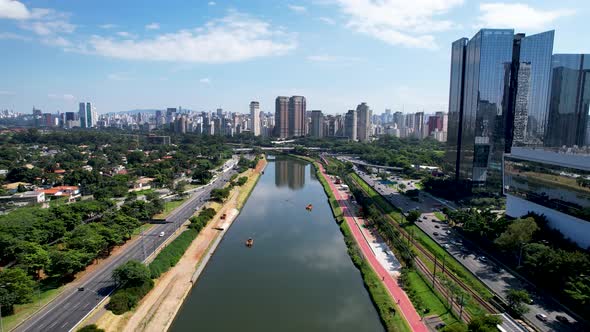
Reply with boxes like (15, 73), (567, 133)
(318, 163), (428, 332)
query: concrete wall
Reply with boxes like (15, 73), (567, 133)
(506, 194), (590, 249)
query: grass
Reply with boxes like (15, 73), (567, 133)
(131, 223), (154, 236)
(153, 198), (186, 220)
(4, 280), (65, 331)
(348, 171), (493, 316)
(434, 212), (446, 221)
(404, 270), (464, 329)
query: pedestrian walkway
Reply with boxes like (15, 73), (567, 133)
(318, 163), (428, 332)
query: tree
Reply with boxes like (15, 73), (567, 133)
(78, 324), (105, 332)
(495, 217), (539, 253)
(467, 315), (501, 332)
(112, 260), (151, 288)
(398, 183), (407, 192)
(0, 268), (36, 314)
(406, 210), (421, 224)
(210, 188), (230, 202)
(506, 289), (531, 316)
(48, 249), (91, 277)
(16, 242), (51, 278)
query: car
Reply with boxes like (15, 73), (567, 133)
(434, 225), (440, 229)
(422, 216), (428, 220)
(555, 315), (569, 323)
(535, 313), (548, 322)
(478, 256), (487, 262)
(443, 244), (450, 249)
(159, 231), (165, 237)
(433, 232), (440, 236)
(446, 230), (451, 235)
(78, 287), (85, 291)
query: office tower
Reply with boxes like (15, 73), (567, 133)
(356, 102), (371, 142)
(414, 112), (425, 138)
(446, 29), (554, 190)
(544, 54), (590, 147)
(393, 111), (404, 129)
(79, 102), (86, 128)
(85, 102), (92, 128)
(345, 109), (357, 141)
(310, 110), (324, 138)
(166, 108), (177, 126)
(275, 97), (289, 138)
(249, 101), (261, 136)
(288, 96), (306, 137)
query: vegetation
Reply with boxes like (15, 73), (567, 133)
(78, 324), (105, 332)
(466, 315), (501, 332)
(448, 209), (590, 317)
(506, 289), (531, 316)
(107, 260), (153, 314)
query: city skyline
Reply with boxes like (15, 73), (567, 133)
(1, 0), (587, 115)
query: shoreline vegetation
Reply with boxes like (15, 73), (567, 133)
(298, 154), (411, 332)
(81, 156), (266, 331)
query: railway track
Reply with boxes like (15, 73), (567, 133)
(348, 174), (499, 316)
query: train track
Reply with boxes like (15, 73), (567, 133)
(347, 174), (499, 316)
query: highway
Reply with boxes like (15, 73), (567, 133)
(14, 159), (238, 332)
(346, 161), (582, 332)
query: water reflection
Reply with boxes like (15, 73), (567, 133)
(275, 158), (306, 190)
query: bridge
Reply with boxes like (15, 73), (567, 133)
(232, 146), (323, 153)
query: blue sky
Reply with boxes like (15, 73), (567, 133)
(0, 0), (588, 115)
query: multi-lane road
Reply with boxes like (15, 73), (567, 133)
(344, 159), (583, 332)
(14, 159), (237, 332)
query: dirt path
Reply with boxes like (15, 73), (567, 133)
(93, 158), (266, 332)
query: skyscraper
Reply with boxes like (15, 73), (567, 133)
(544, 54), (590, 147)
(310, 110), (324, 138)
(288, 96), (306, 137)
(356, 102), (371, 142)
(344, 109), (357, 141)
(86, 102), (92, 128)
(446, 29), (554, 190)
(79, 102), (86, 128)
(275, 96), (289, 138)
(250, 101), (261, 136)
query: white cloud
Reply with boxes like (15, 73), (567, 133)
(145, 22), (160, 30)
(288, 4), (306, 13)
(107, 73), (133, 81)
(0, 0), (29, 19)
(199, 78), (211, 84)
(81, 12), (296, 63)
(0, 32), (30, 40)
(99, 23), (117, 29)
(330, 0), (463, 49)
(477, 3), (574, 30)
(208, 1), (216, 6)
(318, 17), (335, 25)
(42, 36), (71, 47)
(23, 19), (75, 36)
(306, 54), (361, 64)
(48, 93), (75, 101)
(116, 31), (137, 39)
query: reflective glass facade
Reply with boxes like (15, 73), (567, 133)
(504, 155), (590, 222)
(544, 54), (590, 147)
(447, 29), (554, 191)
(445, 38), (467, 178)
(517, 31), (555, 145)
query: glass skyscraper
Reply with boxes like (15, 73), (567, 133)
(446, 29), (554, 191)
(544, 54), (590, 147)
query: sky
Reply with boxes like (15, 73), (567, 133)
(0, 0), (588, 115)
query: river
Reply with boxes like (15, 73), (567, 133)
(171, 156), (384, 332)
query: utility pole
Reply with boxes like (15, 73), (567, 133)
(432, 255), (437, 287)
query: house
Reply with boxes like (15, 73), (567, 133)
(130, 177), (155, 192)
(0, 191), (45, 205)
(39, 186), (81, 201)
(2, 182), (32, 193)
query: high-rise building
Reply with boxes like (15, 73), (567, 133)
(288, 96), (306, 137)
(544, 54), (590, 148)
(86, 102), (93, 128)
(79, 102), (87, 128)
(446, 29), (554, 190)
(344, 109), (357, 141)
(310, 110), (324, 138)
(250, 101), (261, 136)
(356, 102), (371, 142)
(275, 96), (289, 138)
(414, 112), (425, 139)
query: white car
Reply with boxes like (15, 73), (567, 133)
(159, 231), (165, 237)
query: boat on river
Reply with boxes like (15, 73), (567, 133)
(306, 204), (313, 211)
(245, 238), (254, 247)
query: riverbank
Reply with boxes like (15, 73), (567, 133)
(85, 157), (267, 332)
(312, 159), (423, 332)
